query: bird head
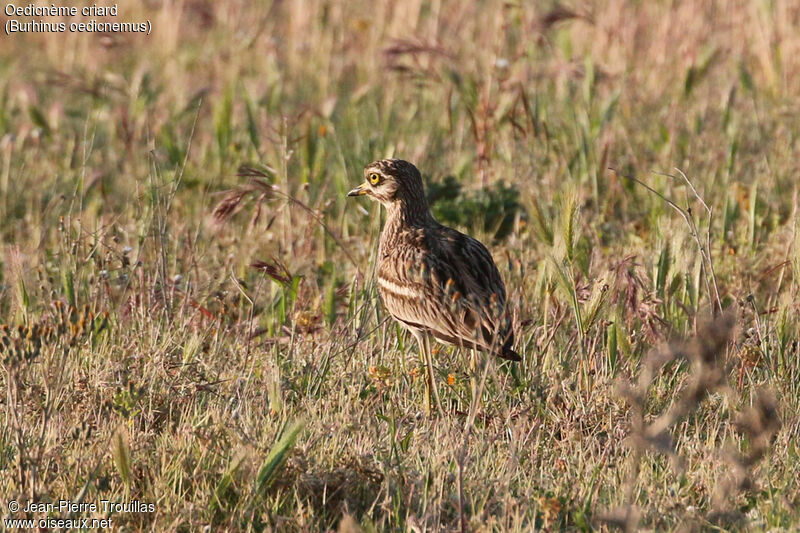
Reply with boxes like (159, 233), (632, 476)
(347, 159), (427, 208)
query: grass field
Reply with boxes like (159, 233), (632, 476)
(1, 1), (799, 530)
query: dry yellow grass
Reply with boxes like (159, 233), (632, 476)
(0, 1), (799, 530)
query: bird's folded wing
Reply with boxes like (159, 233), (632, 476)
(378, 229), (512, 353)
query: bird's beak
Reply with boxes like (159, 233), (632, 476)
(347, 183), (368, 197)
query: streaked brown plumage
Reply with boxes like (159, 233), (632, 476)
(347, 159), (520, 411)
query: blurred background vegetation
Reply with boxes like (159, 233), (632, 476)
(0, 0), (799, 530)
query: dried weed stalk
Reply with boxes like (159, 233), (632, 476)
(708, 388), (782, 525)
(610, 167), (723, 314)
(601, 314), (782, 530)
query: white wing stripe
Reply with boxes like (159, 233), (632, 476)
(378, 276), (420, 300)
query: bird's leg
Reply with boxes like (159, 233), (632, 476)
(423, 343), (432, 416)
(410, 330), (433, 416)
(469, 347), (478, 374)
(469, 347), (480, 407)
(423, 334), (444, 415)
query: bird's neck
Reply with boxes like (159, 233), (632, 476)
(386, 199), (434, 227)
(379, 201), (435, 251)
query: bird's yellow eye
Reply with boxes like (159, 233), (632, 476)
(368, 172), (381, 185)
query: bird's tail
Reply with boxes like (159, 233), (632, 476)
(498, 337), (522, 362)
(499, 346), (521, 361)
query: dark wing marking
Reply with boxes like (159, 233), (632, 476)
(378, 224), (517, 359)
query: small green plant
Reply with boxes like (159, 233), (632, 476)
(426, 176), (526, 241)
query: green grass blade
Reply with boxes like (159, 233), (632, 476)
(253, 419), (304, 499)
